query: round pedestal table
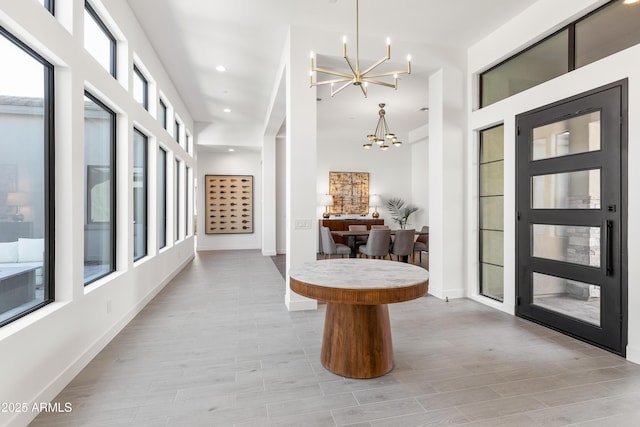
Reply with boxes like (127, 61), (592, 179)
(289, 258), (429, 379)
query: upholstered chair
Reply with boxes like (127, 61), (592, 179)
(390, 229), (415, 262)
(320, 226), (351, 258)
(358, 228), (391, 259)
(413, 225), (429, 263)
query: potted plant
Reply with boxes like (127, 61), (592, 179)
(385, 197), (419, 229)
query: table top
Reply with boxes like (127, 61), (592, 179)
(0, 265), (38, 280)
(289, 258), (429, 305)
(332, 229), (428, 237)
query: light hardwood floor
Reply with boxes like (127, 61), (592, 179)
(32, 250), (640, 426)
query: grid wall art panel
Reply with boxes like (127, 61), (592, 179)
(205, 175), (253, 234)
(329, 171), (369, 214)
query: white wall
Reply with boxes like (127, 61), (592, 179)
(0, 1), (195, 425)
(410, 125), (429, 228)
(195, 149), (263, 251)
(466, 0), (640, 363)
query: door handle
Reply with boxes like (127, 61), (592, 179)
(605, 220), (613, 276)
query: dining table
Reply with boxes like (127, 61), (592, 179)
(289, 258), (429, 378)
(332, 229), (429, 261)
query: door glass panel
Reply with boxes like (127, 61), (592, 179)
(532, 170), (601, 209)
(532, 112), (600, 160)
(533, 272), (600, 326)
(532, 224), (600, 267)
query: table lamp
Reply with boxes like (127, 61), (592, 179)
(319, 194), (334, 219)
(369, 194), (382, 219)
(6, 192), (29, 222)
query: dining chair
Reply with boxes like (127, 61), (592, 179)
(413, 225), (429, 264)
(370, 225), (389, 229)
(348, 224), (368, 245)
(358, 228), (391, 259)
(320, 226), (351, 258)
(390, 229), (415, 262)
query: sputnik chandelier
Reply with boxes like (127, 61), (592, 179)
(309, 0), (411, 97)
(364, 103), (402, 150)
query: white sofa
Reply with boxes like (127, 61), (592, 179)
(0, 238), (44, 286)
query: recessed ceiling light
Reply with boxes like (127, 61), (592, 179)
(223, 108), (231, 113)
(623, 0), (639, 4)
(228, 148), (235, 152)
(216, 65), (227, 72)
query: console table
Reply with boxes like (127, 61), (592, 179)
(289, 259), (429, 378)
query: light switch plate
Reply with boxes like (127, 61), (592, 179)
(294, 219), (312, 229)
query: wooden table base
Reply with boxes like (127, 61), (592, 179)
(321, 302), (393, 379)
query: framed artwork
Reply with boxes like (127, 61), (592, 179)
(87, 165), (111, 223)
(205, 175), (253, 234)
(0, 164), (18, 221)
(329, 171), (369, 214)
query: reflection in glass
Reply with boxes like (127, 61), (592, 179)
(0, 31), (51, 325)
(480, 161), (504, 197)
(533, 272), (600, 326)
(84, 5), (115, 76)
(158, 148), (167, 249)
(133, 129), (147, 261)
(532, 112), (600, 160)
(159, 99), (167, 129)
(532, 170), (600, 209)
(133, 66), (148, 110)
(532, 224), (600, 267)
(479, 125), (504, 302)
(576, 1), (640, 68)
(84, 93), (115, 284)
(175, 159), (180, 241)
(481, 30), (568, 107)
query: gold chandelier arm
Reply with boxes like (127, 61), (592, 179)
(331, 80), (355, 97)
(343, 56), (359, 78)
(311, 66), (354, 79)
(365, 68), (410, 79)
(363, 78), (398, 89)
(360, 56), (391, 77)
(311, 78), (353, 88)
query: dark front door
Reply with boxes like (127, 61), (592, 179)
(516, 81), (627, 355)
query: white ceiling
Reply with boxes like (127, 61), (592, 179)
(127, 0), (538, 149)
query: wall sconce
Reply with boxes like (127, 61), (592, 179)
(318, 194), (334, 219)
(6, 192), (29, 222)
(369, 194), (382, 218)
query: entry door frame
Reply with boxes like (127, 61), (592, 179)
(515, 79), (628, 356)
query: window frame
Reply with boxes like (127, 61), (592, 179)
(133, 128), (148, 261)
(175, 158), (180, 242)
(159, 99), (167, 130)
(478, 0), (633, 108)
(158, 147), (168, 249)
(83, 90), (117, 285)
(84, 1), (117, 78)
(133, 65), (148, 111)
(478, 124), (504, 302)
(0, 25), (55, 327)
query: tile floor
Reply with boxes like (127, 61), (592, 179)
(31, 250), (640, 426)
